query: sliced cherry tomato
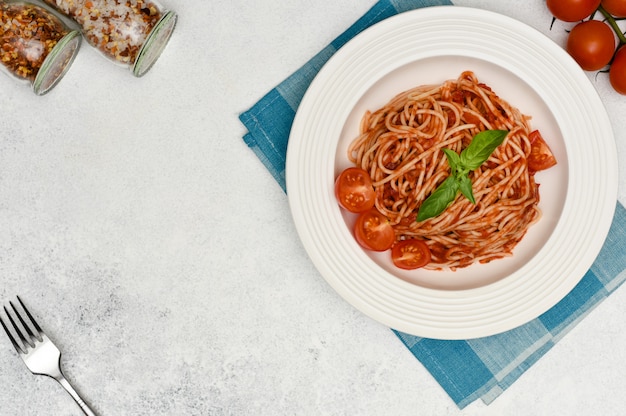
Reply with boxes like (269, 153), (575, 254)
(354, 209), (395, 252)
(391, 240), (431, 270)
(547, 0), (601, 22)
(609, 45), (626, 95)
(601, 0), (626, 17)
(528, 130), (557, 173)
(566, 20), (615, 71)
(335, 167), (376, 213)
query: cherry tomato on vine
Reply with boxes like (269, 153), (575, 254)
(391, 240), (431, 270)
(610, 46), (626, 95)
(601, 0), (626, 17)
(354, 209), (395, 252)
(528, 130), (557, 173)
(547, 0), (601, 22)
(566, 20), (615, 71)
(335, 167), (376, 213)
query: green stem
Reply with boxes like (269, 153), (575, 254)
(598, 5), (626, 45)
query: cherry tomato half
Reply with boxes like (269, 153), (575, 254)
(610, 45), (626, 95)
(528, 130), (557, 173)
(566, 20), (615, 71)
(354, 209), (395, 252)
(547, 0), (601, 22)
(391, 240), (431, 270)
(335, 167), (376, 213)
(602, 0), (626, 17)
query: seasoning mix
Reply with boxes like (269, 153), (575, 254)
(0, 1), (81, 94)
(42, 0), (177, 76)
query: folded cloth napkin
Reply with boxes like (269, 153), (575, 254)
(239, 0), (626, 408)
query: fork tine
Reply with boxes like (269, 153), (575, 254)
(9, 301), (37, 345)
(17, 296), (43, 335)
(2, 305), (29, 354)
(14, 296), (43, 342)
(0, 311), (26, 354)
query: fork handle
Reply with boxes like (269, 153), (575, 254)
(56, 374), (98, 416)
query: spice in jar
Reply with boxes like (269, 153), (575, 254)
(42, 0), (177, 77)
(0, 1), (81, 94)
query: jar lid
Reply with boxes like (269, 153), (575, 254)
(132, 10), (177, 77)
(33, 30), (82, 95)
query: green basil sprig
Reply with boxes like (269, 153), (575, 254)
(416, 130), (508, 222)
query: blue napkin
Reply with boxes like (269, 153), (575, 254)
(239, 0), (626, 408)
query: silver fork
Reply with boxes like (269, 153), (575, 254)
(0, 296), (97, 416)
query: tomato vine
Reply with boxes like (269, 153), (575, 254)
(598, 5), (626, 45)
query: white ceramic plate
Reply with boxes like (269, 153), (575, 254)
(286, 6), (618, 339)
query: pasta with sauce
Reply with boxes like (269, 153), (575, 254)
(347, 71), (556, 270)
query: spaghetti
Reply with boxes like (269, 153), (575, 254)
(347, 71), (554, 270)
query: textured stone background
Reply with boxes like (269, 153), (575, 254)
(1, 0), (625, 415)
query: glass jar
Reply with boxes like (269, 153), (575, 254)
(0, 1), (81, 95)
(42, 0), (177, 77)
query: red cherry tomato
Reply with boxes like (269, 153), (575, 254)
(354, 209), (395, 252)
(391, 240), (431, 270)
(610, 46), (626, 95)
(335, 167), (376, 213)
(547, 0), (601, 22)
(601, 0), (626, 17)
(566, 20), (615, 71)
(528, 130), (557, 173)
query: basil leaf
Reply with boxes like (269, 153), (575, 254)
(459, 129), (508, 170)
(442, 148), (461, 173)
(415, 130), (508, 221)
(458, 174), (475, 204)
(417, 176), (459, 222)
